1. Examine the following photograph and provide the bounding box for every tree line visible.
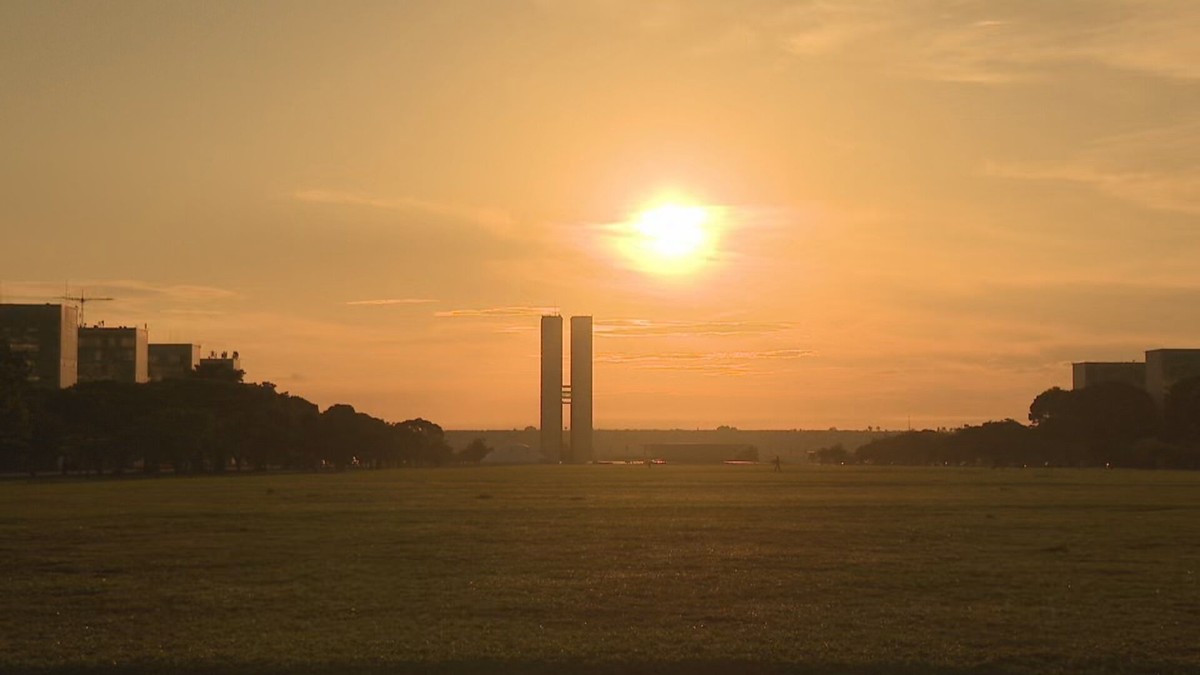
[819,380,1200,469]
[0,341,470,475]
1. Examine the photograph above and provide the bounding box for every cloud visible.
[987,161,1200,215]
[345,298,438,306]
[293,189,515,232]
[597,348,814,375]
[897,278,1200,342]
[0,279,238,303]
[774,0,1200,83]
[532,1,1200,84]
[161,308,227,316]
[106,281,239,302]
[601,348,813,363]
[434,306,560,318]
[780,3,889,58]
[595,319,798,337]
[493,325,537,334]
[985,122,1200,215]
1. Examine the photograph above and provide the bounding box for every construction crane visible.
[59,291,114,327]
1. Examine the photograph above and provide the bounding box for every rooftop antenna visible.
[59,284,114,327]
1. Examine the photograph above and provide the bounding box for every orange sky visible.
[3,1,1199,429]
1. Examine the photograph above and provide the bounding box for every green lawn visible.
[2,465,1199,674]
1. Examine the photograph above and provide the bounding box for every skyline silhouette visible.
[3,2,1199,429]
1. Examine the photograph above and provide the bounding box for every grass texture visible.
[2,465,1199,674]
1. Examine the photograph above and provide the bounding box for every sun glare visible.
[619,201,721,276]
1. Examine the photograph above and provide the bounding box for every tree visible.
[813,443,850,464]
[1028,383,1158,466]
[318,404,365,469]
[395,418,452,466]
[0,340,34,472]
[1074,383,1158,465]
[945,419,1037,466]
[458,438,493,464]
[856,430,946,465]
[1164,376,1200,445]
[1029,387,1073,431]
[192,362,246,383]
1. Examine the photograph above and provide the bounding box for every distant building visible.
[1071,362,1146,391]
[540,316,563,461]
[569,315,593,464]
[199,350,242,376]
[539,314,593,463]
[642,443,758,464]
[480,443,543,465]
[1145,349,1200,408]
[78,326,149,384]
[0,303,79,389]
[148,343,200,381]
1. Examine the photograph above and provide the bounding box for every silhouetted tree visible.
[3,359,445,476]
[1073,383,1158,465]
[318,404,364,469]
[813,443,850,464]
[1029,387,1073,433]
[944,419,1040,466]
[1026,383,1158,466]
[395,418,452,466]
[856,430,946,465]
[0,340,34,472]
[1164,376,1200,444]
[458,438,493,464]
[192,362,246,383]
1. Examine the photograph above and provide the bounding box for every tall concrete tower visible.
[540,315,563,461]
[570,315,593,463]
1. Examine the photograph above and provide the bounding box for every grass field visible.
[2,465,1199,674]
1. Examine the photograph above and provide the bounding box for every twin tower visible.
[540,315,592,463]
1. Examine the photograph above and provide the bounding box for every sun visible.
[619,201,721,276]
[635,204,710,259]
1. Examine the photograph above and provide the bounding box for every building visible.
[0,303,79,389]
[540,315,563,461]
[1071,362,1146,390]
[148,343,200,381]
[78,326,149,384]
[539,314,594,463]
[569,315,593,463]
[642,443,758,464]
[198,351,242,379]
[1145,349,1200,408]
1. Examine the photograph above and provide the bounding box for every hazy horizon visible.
[4,1,1199,429]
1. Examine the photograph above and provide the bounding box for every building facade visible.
[196,351,243,380]
[1145,349,1200,408]
[1071,362,1146,390]
[642,443,758,463]
[569,315,593,463]
[78,326,149,384]
[539,315,564,461]
[539,314,593,463]
[149,343,200,381]
[0,303,79,389]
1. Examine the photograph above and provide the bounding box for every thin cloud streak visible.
[161,308,227,316]
[598,348,814,376]
[294,189,515,231]
[600,349,813,363]
[987,161,1200,215]
[772,0,1200,83]
[985,122,1200,215]
[435,306,561,318]
[596,319,798,337]
[346,298,439,306]
[0,279,238,303]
